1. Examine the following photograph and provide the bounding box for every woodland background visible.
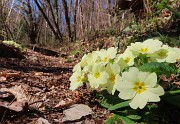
[2,0,179,48]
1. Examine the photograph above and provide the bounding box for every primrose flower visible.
[70,69,85,90]
[101,63,122,95]
[128,39,163,55]
[88,63,109,89]
[116,48,136,67]
[98,47,117,65]
[149,46,180,63]
[116,67,164,109]
[80,52,99,67]
[165,47,180,63]
[73,63,81,72]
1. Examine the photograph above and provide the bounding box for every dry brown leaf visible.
[0,72,22,79]
[0,85,28,112]
[0,76,6,81]
[0,91,15,101]
[0,85,45,113]
[54,99,73,109]
[31,72,44,76]
[27,93,45,110]
[173,82,180,85]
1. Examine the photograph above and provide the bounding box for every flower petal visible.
[116,80,134,92]
[118,89,136,100]
[144,91,160,102]
[122,67,139,82]
[144,72,157,87]
[148,84,165,96]
[138,72,149,82]
[129,93,148,109]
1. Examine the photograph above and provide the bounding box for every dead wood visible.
[0,43,25,59]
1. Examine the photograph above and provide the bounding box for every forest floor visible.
[0,41,180,124]
[0,48,111,124]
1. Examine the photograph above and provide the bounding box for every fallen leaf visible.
[0,72,22,79]
[0,91,15,102]
[0,76,6,81]
[31,72,43,76]
[0,85,28,112]
[54,99,73,109]
[27,94,44,110]
[62,104,93,122]
[0,85,45,114]
[54,100,66,108]
[173,82,180,85]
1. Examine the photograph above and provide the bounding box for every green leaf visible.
[177,68,180,74]
[164,95,180,108]
[105,114,121,124]
[157,0,169,9]
[162,90,180,108]
[119,116,134,124]
[139,62,176,76]
[96,90,124,109]
[108,101,130,111]
[70,50,79,55]
[126,115,141,120]
[165,5,180,17]
[105,114,134,124]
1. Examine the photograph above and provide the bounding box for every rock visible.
[62,104,93,122]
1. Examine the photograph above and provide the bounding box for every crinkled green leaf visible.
[139,62,176,76]
[119,116,134,124]
[105,114,134,124]
[126,114,141,120]
[105,114,121,124]
[96,90,124,109]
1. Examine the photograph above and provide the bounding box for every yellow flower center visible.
[140,48,148,53]
[157,50,167,57]
[76,76,82,82]
[124,57,130,63]
[133,82,146,94]
[94,72,100,79]
[109,73,115,83]
[103,56,109,62]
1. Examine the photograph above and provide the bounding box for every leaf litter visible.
[0,49,110,123]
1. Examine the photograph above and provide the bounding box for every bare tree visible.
[62,0,72,42]
[34,0,63,42]
[19,0,42,44]
[0,0,14,40]
[70,0,78,40]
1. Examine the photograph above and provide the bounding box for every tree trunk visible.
[34,0,63,42]
[72,0,78,40]
[62,0,72,42]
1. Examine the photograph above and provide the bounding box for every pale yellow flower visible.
[115,48,136,68]
[101,63,122,95]
[128,39,163,55]
[149,45,180,63]
[116,67,164,109]
[70,69,84,90]
[98,47,117,65]
[88,63,109,89]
